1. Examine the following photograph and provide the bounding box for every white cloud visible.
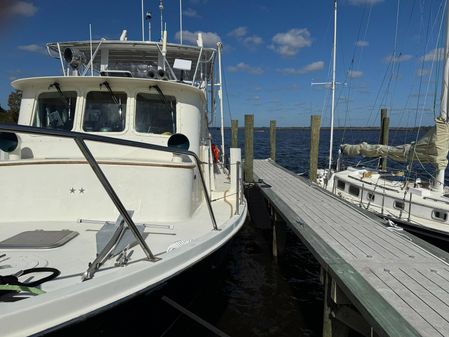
[228,62,264,75]
[270,28,312,57]
[176,31,221,47]
[228,26,263,50]
[384,54,413,63]
[183,8,200,18]
[243,35,263,48]
[18,43,46,54]
[2,1,37,17]
[355,40,369,47]
[348,0,383,6]
[228,26,247,38]
[421,48,444,62]
[348,70,363,78]
[278,61,324,75]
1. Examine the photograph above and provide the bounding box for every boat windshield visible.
[83,91,127,132]
[33,91,77,130]
[135,93,176,135]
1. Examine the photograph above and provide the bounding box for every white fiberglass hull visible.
[322,168,449,238]
[0,203,247,337]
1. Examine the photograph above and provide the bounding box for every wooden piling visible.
[270,120,276,161]
[309,115,321,182]
[244,114,254,183]
[231,120,239,148]
[379,109,389,171]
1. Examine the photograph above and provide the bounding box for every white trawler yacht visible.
[0,16,247,337]
[318,0,449,241]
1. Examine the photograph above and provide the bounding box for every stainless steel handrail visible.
[75,137,159,264]
[0,124,219,261]
[235,161,240,215]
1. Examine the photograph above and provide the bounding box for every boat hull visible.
[1,205,247,337]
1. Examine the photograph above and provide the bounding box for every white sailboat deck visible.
[254,159,449,337]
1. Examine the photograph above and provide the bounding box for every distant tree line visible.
[0,90,22,124]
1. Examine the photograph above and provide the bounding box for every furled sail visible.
[341,117,449,170]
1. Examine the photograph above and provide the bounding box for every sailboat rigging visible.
[318,0,449,240]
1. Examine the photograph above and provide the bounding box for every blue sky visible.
[0,0,447,127]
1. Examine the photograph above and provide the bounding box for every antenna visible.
[89,24,93,76]
[179,0,183,44]
[141,0,145,41]
[146,11,152,41]
[159,0,164,41]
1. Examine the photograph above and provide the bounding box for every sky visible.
[0,0,447,127]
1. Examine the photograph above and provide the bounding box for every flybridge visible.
[46,40,218,87]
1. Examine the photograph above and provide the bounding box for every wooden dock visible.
[253,159,449,337]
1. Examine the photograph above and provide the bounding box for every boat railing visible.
[0,124,219,269]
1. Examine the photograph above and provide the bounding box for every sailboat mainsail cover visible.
[341,117,449,169]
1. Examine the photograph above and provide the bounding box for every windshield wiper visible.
[48,82,72,119]
[100,81,120,106]
[149,85,175,134]
[49,82,64,98]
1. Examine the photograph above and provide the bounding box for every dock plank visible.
[253,159,449,337]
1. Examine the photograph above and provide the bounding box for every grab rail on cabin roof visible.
[0,123,219,266]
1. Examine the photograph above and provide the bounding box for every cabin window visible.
[432,210,448,222]
[393,200,405,210]
[367,193,375,201]
[33,91,77,130]
[135,93,176,135]
[348,185,360,197]
[83,92,127,132]
[336,180,345,190]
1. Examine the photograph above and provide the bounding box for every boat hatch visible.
[0,230,78,249]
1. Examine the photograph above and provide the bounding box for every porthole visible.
[393,200,405,210]
[432,210,448,222]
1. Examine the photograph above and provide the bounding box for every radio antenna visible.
[141,0,145,41]
[159,0,164,41]
[179,0,183,44]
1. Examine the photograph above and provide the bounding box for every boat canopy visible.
[341,117,449,170]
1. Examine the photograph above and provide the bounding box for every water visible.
[223,127,438,180]
[54,127,440,336]
[49,218,323,337]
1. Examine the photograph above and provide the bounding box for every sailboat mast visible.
[435,1,449,192]
[328,0,338,172]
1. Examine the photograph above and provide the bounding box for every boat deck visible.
[0,194,235,293]
[254,159,449,337]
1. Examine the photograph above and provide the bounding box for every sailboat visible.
[0,3,247,336]
[318,1,449,240]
